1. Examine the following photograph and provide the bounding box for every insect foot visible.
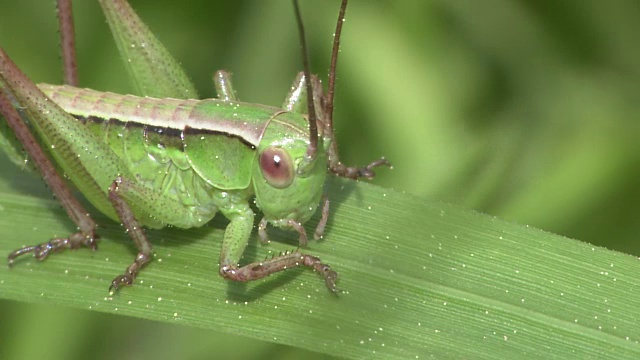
[109,252,152,293]
[8,231,98,266]
[220,251,339,294]
[329,157,392,180]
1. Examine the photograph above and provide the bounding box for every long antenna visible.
[325,0,348,137]
[293,0,319,161]
[323,0,392,179]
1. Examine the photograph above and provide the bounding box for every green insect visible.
[0,0,389,293]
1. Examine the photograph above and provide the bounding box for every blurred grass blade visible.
[0,161,639,359]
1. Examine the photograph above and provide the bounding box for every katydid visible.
[0,0,389,294]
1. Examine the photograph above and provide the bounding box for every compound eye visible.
[259,146,294,189]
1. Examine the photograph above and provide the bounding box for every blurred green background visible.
[1,0,639,359]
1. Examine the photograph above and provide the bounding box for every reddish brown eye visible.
[259,146,294,189]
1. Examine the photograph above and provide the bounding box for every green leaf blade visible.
[1,161,639,359]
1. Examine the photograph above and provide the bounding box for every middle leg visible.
[107,178,152,291]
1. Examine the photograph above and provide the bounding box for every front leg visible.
[258,217,309,246]
[219,205,338,293]
[257,197,329,246]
